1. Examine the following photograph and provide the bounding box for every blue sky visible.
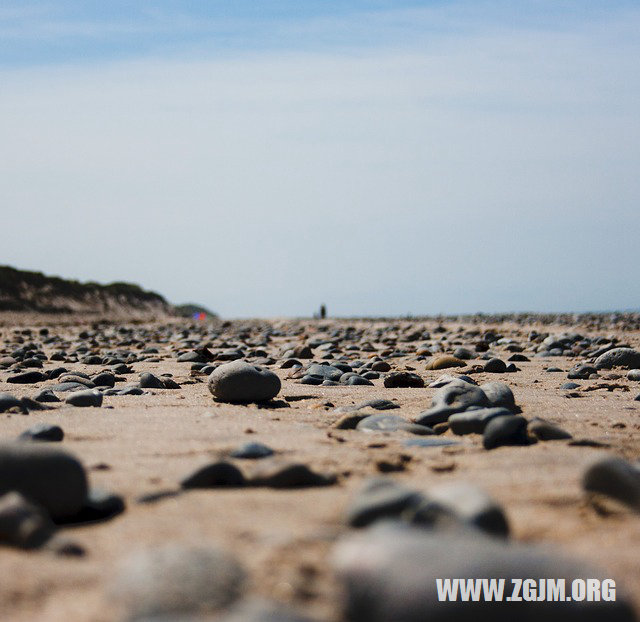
[1,1,639,316]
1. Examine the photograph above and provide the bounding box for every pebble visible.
[7,370,47,384]
[448,407,513,435]
[479,381,517,411]
[181,461,245,489]
[345,478,424,528]
[248,461,336,488]
[68,488,125,523]
[415,381,490,426]
[425,355,466,370]
[0,443,88,520]
[403,437,460,448]
[34,389,61,403]
[109,545,246,619]
[139,372,167,389]
[561,382,580,390]
[208,361,281,403]
[594,347,640,370]
[568,364,597,379]
[65,389,103,407]
[92,372,116,387]
[18,423,64,442]
[627,369,640,381]
[582,457,640,510]
[332,524,635,621]
[230,442,274,459]
[0,491,55,549]
[482,415,530,450]
[483,357,507,373]
[528,418,572,441]
[357,414,433,435]
[305,364,344,381]
[383,371,425,388]
[0,392,27,413]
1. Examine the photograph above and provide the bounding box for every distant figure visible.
[320,304,326,319]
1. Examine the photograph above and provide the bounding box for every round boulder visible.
[208,361,281,403]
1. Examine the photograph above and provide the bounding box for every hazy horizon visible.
[2,1,639,317]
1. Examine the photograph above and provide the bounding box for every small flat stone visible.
[448,407,513,435]
[65,390,103,407]
[403,437,460,448]
[230,442,274,459]
[357,414,433,436]
[33,389,61,403]
[7,371,47,384]
[483,358,507,373]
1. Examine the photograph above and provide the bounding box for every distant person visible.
[320,304,326,319]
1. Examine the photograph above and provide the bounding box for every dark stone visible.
[18,423,64,442]
[479,382,517,412]
[528,418,572,441]
[248,462,336,488]
[345,479,424,528]
[483,415,529,450]
[7,370,47,384]
[0,443,88,520]
[65,389,103,407]
[594,347,640,370]
[34,389,61,403]
[139,372,166,389]
[181,461,245,489]
[448,407,513,435]
[483,358,507,373]
[93,372,116,387]
[415,381,490,427]
[383,372,424,388]
[0,392,27,413]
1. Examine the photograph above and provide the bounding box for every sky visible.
[1,1,639,317]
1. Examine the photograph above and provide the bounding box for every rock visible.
[528,418,572,441]
[181,461,245,489]
[345,479,424,528]
[426,356,466,370]
[18,423,64,442]
[0,491,54,549]
[65,389,103,407]
[332,524,635,622]
[594,347,640,370]
[0,443,88,520]
[428,374,476,388]
[248,461,336,488]
[305,364,343,381]
[109,545,246,619]
[583,457,640,511]
[68,488,125,523]
[230,442,274,459]
[483,358,507,373]
[0,392,27,414]
[139,372,166,389]
[357,414,433,435]
[92,372,116,387]
[335,399,399,414]
[561,382,580,390]
[383,372,424,388]
[448,407,513,435]
[479,382,517,412]
[403,437,460,448]
[420,482,509,537]
[568,364,597,379]
[627,369,640,381]
[52,381,91,392]
[208,361,281,403]
[7,371,47,384]
[333,414,368,429]
[483,415,529,450]
[33,389,61,403]
[414,381,490,427]
[452,347,474,360]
